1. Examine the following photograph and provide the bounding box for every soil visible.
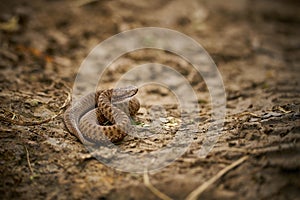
[0,0,299,199]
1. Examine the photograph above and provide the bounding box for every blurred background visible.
[0,0,299,199]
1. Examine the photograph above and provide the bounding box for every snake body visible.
[64,86,140,145]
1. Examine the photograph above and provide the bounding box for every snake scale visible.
[64,86,140,145]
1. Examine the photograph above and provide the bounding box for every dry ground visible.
[0,0,299,199]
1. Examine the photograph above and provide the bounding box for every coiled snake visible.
[64,86,140,145]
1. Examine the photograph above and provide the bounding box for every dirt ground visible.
[0,0,299,199]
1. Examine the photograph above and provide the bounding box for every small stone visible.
[159,117,169,123]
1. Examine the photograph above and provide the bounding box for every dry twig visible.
[144,169,173,200]
[24,146,34,174]
[185,156,248,200]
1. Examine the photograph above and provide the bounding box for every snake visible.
[63,86,140,145]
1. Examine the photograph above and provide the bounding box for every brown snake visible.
[64,86,140,145]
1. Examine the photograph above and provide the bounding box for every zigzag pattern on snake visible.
[63,86,140,145]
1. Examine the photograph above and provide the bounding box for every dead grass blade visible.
[185,156,248,200]
[144,169,173,200]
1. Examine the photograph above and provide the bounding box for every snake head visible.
[111,86,138,103]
